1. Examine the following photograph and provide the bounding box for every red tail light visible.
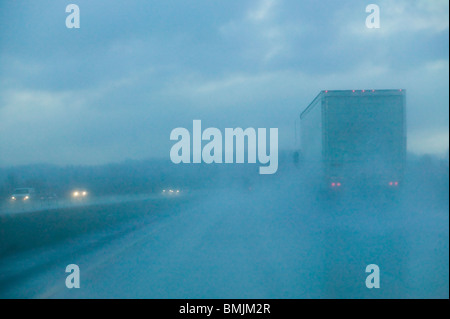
[389,181,399,187]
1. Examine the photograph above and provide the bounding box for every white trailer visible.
[299,89,406,189]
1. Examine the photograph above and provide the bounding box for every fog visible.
[0,0,448,299]
[0,153,447,298]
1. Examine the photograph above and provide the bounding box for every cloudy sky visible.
[0,0,448,166]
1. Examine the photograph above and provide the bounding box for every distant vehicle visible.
[297,89,406,189]
[10,188,36,201]
[71,189,88,199]
[162,189,180,195]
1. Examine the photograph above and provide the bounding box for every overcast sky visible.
[0,0,448,166]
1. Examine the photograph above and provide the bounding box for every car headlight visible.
[11,196,16,200]
[24,196,29,200]
[73,191,79,197]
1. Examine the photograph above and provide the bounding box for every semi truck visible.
[297,89,406,189]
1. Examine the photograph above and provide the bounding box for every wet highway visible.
[0,171,448,299]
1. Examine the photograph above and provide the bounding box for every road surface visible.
[0,171,448,298]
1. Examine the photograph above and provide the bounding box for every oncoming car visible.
[71,189,88,199]
[10,188,35,202]
[162,189,180,195]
